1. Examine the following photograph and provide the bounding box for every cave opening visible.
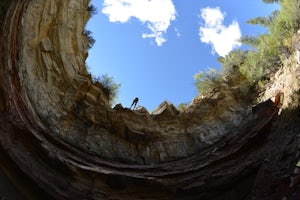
[84,0,218,111]
[84,0,279,112]
[1,0,300,199]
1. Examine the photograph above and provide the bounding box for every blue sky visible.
[86,0,278,111]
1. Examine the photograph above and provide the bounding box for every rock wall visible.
[259,30,300,111]
[0,0,300,199]
[13,0,253,164]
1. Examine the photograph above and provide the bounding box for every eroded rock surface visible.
[0,1,300,199]
[13,0,255,164]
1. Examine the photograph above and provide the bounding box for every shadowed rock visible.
[0,0,300,199]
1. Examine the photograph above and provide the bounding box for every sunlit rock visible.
[0,0,300,199]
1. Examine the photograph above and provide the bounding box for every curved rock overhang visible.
[0,0,300,199]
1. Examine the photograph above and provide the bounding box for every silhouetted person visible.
[130,97,139,110]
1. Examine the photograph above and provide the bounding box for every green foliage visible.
[177,103,189,112]
[262,0,279,3]
[239,0,300,84]
[247,16,270,27]
[193,0,300,96]
[83,29,95,49]
[246,11,279,28]
[239,36,260,48]
[269,0,300,47]
[240,33,281,83]
[257,34,280,62]
[219,50,248,75]
[87,4,97,16]
[194,68,222,95]
[84,5,97,49]
[93,74,120,106]
[194,51,249,95]
[240,51,265,84]
[85,4,119,106]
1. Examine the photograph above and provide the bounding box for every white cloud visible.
[174,27,181,38]
[199,7,241,57]
[102,0,176,46]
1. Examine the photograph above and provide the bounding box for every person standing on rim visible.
[130,97,139,110]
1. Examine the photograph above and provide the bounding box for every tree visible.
[247,16,270,27]
[177,103,189,112]
[194,68,221,95]
[240,36,260,48]
[83,29,95,50]
[87,4,97,16]
[270,0,300,38]
[246,10,279,28]
[93,74,120,106]
[219,50,248,73]
[262,0,279,3]
[237,0,300,85]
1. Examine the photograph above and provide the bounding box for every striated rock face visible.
[0,0,300,199]
[12,0,254,165]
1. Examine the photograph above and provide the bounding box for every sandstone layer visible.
[0,1,300,199]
